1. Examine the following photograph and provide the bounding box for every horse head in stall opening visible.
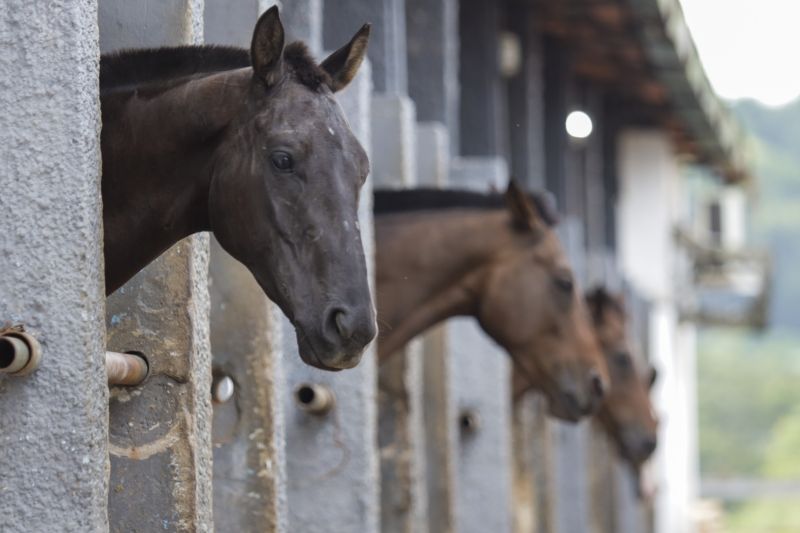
[100,7,376,370]
[375,181,608,422]
[585,287,659,468]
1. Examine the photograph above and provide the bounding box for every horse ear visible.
[585,286,608,325]
[505,179,545,234]
[251,6,285,86]
[647,366,658,389]
[320,23,371,92]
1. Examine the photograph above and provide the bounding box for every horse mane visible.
[100,42,328,92]
[373,188,559,227]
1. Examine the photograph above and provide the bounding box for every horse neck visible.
[375,208,513,359]
[101,68,250,294]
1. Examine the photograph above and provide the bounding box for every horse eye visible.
[271,151,293,172]
[614,351,632,369]
[554,273,574,293]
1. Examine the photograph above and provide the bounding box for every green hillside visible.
[698,97,800,532]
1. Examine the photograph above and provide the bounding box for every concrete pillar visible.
[446,163,514,533]
[208,238,288,533]
[416,123,451,187]
[282,59,380,533]
[406,0,460,152]
[512,395,555,533]
[323,0,407,95]
[371,94,418,188]
[0,2,107,531]
[99,2,213,531]
[379,340,429,533]
[543,36,570,210]
[202,4,288,532]
[450,318,514,533]
[506,9,546,190]
[420,325,461,533]
[458,0,506,158]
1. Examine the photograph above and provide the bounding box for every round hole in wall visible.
[0,338,14,369]
[296,385,316,405]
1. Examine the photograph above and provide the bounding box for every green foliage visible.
[699,97,800,532]
[698,330,800,477]
[727,498,800,533]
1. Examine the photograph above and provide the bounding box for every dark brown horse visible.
[99,8,376,370]
[374,182,607,422]
[585,288,658,468]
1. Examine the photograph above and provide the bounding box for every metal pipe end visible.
[212,374,235,404]
[106,351,149,387]
[294,383,335,415]
[0,331,41,376]
[459,409,481,434]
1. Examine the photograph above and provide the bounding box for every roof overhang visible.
[531,0,751,183]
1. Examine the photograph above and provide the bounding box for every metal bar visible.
[105,351,148,386]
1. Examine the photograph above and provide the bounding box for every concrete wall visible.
[618,131,698,533]
[202,3,288,531]
[99,1,214,531]
[0,2,108,531]
[281,59,380,533]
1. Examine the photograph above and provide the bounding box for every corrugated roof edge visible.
[627,0,753,183]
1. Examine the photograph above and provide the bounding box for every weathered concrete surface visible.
[371,94,417,188]
[379,339,428,533]
[446,159,513,533]
[202,4,288,532]
[416,122,450,187]
[420,326,460,533]
[282,59,380,533]
[105,237,213,532]
[100,1,212,531]
[208,237,287,533]
[371,72,428,533]
[406,0,460,153]
[588,427,617,533]
[450,317,513,533]
[99,0,203,50]
[512,394,554,533]
[0,1,107,531]
[449,157,508,191]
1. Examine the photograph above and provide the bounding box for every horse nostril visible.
[590,372,606,399]
[334,310,352,340]
[642,437,657,457]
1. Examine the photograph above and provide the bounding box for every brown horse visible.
[585,287,658,468]
[374,182,607,422]
[99,8,376,370]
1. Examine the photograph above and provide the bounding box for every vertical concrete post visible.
[0,2,107,531]
[282,60,380,533]
[512,394,555,533]
[450,318,513,533]
[458,0,506,158]
[202,3,288,532]
[447,162,514,533]
[99,2,213,531]
[208,238,288,533]
[406,0,460,153]
[420,324,461,533]
[506,9,546,189]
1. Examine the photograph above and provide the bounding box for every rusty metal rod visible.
[106,351,148,386]
[0,330,41,376]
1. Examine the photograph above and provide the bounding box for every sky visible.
[679,0,800,107]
